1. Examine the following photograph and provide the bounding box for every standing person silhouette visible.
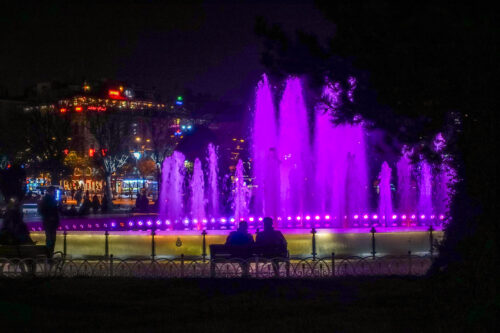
[38,186,60,255]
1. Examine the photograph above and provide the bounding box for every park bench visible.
[0,244,63,277]
[209,244,289,277]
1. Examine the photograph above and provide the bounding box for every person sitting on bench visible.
[224,221,253,277]
[255,217,287,254]
[256,217,287,276]
[225,221,254,246]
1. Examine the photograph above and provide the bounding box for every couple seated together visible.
[225,217,287,257]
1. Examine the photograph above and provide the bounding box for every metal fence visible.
[0,253,433,278]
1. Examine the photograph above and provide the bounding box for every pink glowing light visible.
[287,216,292,221]
[354,215,359,219]
[411,214,416,219]
[420,214,426,219]
[402,215,407,219]
[363,214,369,219]
[202,219,208,224]
[258,217,263,221]
[392,215,397,220]
[439,214,445,220]
[147,221,152,226]
[296,216,301,221]
[314,215,320,220]
[138,221,143,226]
[372,215,378,219]
[230,218,235,222]
[220,218,227,223]
[249,217,255,222]
[305,215,311,220]
[430,215,435,219]
[325,215,330,220]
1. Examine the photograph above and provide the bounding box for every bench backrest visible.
[0,245,49,258]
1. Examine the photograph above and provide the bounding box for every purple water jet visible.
[314,82,369,227]
[252,74,279,217]
[278,77,311,217]
[190,158,206,221]
[206,143,219,218]
[418,158,433,216]
[159,151,185,221]
[378,161,393,226]
[232,159,250,220]
[396,147,416,212]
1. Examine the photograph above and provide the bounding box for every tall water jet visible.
[159,151,185,220]
[396,147,416,212]
[232,159,250,220]
[206,143,219,217]
[278,77,310,217]
[378,161,393,226]
[418,158,433,216]
[252,74,279,217]
[314,82,369,227]
[190,158,206,221]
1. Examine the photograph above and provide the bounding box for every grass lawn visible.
[0,276,490,332]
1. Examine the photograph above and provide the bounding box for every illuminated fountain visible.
[24,75,456,258]
[151,75,454,230]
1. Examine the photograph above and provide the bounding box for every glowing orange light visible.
[89,148,95,157]
[60,108,67,113]
[75,106,83,112]
[63,149,69,155]
[109,90,119,96]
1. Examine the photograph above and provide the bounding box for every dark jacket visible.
[38,194,60,229]
[225,230,254,246]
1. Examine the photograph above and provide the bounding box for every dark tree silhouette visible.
[86,110,132,208]
[26,109,73,185]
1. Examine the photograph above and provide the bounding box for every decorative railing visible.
[0,253,433,278]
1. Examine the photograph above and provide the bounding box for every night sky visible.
[0,1,333,103]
